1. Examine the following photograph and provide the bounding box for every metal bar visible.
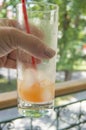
[30,118,33,130]
[54,98,86,109]
[0,124,2,130]
[58,120,86,130]
[54,99,86,130]
[0,116,24,124]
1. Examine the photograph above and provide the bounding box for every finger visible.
[3,54,40,69]
[0,18,44,40]
[6,49,41,64]
[0,54,16,68]
[12,28,56,59]
[18,50,41,64]
[4,50,41,69]
[30,24,45,40]
[7,49,17,60]
[0,27,55,59]
[0,56,7,67]
[4,58,16,69]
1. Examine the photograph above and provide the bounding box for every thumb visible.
[0,27,55,59]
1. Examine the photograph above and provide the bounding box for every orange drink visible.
[18,79,55,103]
[17,68,56,117]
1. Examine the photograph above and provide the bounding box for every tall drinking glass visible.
[17,2,58,118]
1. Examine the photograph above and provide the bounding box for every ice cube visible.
[42,89,52,101]
[40,79,51,88]
[23,68,37,88]
[37,71,49,82]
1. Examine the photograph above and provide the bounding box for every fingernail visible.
[44,47,56,58]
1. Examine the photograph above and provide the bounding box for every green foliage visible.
[0,0,86,70]
[47,0,86,70]
[0,78,16,93]
[32,0,86,70]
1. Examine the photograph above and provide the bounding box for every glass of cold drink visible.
[17,2,58,117]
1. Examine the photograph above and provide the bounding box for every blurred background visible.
[0,0,86,93]
[0,1,86,130]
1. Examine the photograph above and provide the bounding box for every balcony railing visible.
[0,79,86,130]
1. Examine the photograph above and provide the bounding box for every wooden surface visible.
[0,91,17,109]
[55,78,86,97]
[0,79,86,109]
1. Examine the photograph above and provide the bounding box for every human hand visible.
[0,19,55,68]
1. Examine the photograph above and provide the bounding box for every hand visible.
[0,18,55,68]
